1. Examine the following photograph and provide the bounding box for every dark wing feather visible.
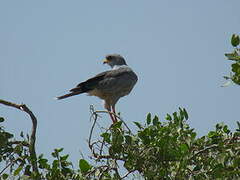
[56,71,111,100]
[56,91,82,100]
[56,67,138,100]
[70,71,110,93]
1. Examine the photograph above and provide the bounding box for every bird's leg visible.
[104,102,116,123]
[112,105,118,123]
[106,107,116,123]
[108,110,115,123]
[109,111,116,123]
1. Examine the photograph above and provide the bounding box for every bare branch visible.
[95,110,121,120]
[121,170,136,179]
[94,109,132,134]
[0,158,18,175]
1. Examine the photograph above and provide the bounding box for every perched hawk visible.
[56,54,138,123]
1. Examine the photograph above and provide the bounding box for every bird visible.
[56,54,138,123]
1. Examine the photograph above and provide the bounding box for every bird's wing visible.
[97,66,138,94]
[69,70,111,93]
[56,71,110,100]
[56,67,138,100]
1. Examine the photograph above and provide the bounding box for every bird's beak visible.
[103,59,109,64]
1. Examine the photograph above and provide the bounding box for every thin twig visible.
[191,144,218,159]
[0,99,39,174]
[95,110,132,134]
[121,120,132,135]
[95,110,122,120]
[99,166,110,180]
[88,110,98,149]
[0,158,18,175]
[112,167,121,179]
[121,169,136,179]
[88,105,101,159]
[86,165,108,178]
[8,141,29,147]
[88,105,136,179]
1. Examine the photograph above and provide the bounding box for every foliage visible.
[0,117,31,179]
[0,116,85,179]
[224,34,240,85]
[86,108,240,179]
[1,107,240,179]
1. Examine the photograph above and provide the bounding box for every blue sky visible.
[1,0,240,167]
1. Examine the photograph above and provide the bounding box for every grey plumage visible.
[56,54,138,123]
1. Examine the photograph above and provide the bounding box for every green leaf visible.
[51,152,57,158]
[193,165,201,171]
[0,117,4,122]
[52,160,59,169]
[112,121,122,129]
[180,144,189,153]
[236,121,240,132]
[225,51,240,61]
[232,63,240,73]
[2,174,9,179]
[24,165,31,176]
[38,158,49,169]
[223,125,230,134]
[134,121,143,129]
[152,116,159,126]
[14,144,23,155]
[60,154,69,161]
[125,135,132,145]
[20,131,24,138]
[191,132,197,140]
[231,34,240,47]
[146,113,151,125]
[138,129,150,145]
[4,132,14,139]
[14,165,23,176]
[183,108,188,120]
[79,159,91,173]
[101,132,111,143]
[56,148,64,153]
[165,114,172,121]
[208,131,217,138]
[173,112,178,121]
[113,132,124,145]
[52,148,63,157]
[216,123,223,130]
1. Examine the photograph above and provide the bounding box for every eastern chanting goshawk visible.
[56,54,138,123]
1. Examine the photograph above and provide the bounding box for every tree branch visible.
[94,109,132,134]
[8,140,29,147]
[121,169,136,179]
[0,157,18,175]
[191,144,218,159]
[0,99,39,174]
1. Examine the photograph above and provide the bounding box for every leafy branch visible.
[82,107,240,179]
[224,34,240,86]
[0,99,38,175]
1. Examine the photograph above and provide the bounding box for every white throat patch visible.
[113,65,128,70]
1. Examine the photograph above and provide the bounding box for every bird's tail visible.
[56,91,82,100]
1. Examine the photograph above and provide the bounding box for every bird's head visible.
[103,54,127,68]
